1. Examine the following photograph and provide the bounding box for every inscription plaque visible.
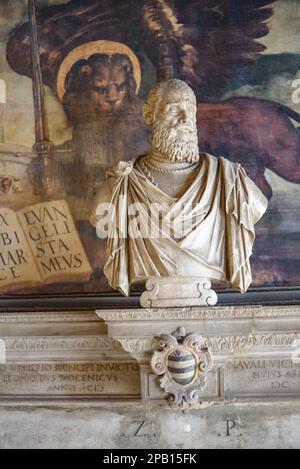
[0,361,140,398]
[225,359,300,398]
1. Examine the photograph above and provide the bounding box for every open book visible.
[0,200,92,293]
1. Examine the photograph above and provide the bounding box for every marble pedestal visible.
[140,277,218,308]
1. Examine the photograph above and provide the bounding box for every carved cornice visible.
[0,312,100,323]
[97,305,300,322]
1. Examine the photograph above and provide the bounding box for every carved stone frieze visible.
[205,333,300,352]
[2,336,122,352]
[112,333,300,355]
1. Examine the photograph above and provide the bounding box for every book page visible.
[0,208,41,292]
[17,200,92,285]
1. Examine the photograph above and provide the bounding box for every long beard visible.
[152,122,200,163]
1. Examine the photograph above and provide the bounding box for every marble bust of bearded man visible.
[90,79,268,297]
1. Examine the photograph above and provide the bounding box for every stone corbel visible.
[97,305,300,409]
[96,308,216,409]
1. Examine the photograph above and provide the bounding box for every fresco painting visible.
[0,0,300,296]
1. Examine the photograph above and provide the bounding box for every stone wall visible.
[0,401,300,449]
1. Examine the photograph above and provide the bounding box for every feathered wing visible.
[7,0,275,99]
[6,0,135,92]
[141,0,276,99]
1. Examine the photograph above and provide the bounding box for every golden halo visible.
[56,40,142,101]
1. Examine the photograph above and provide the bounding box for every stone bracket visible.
[140,277,218,308]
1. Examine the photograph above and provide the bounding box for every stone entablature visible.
[0,305,299,408]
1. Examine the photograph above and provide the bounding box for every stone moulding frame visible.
[0,286,300,312]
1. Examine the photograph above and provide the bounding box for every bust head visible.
[143,79,199,163]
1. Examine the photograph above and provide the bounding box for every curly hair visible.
[143,79,196,126]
